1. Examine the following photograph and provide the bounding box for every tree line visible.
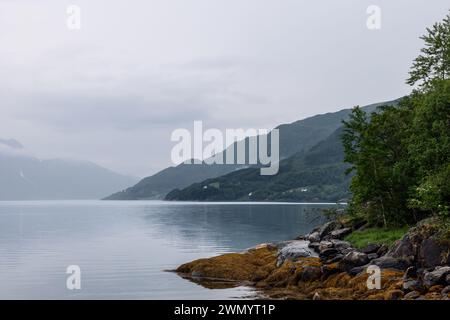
[342,12,450,227]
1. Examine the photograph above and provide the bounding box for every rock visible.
[318,241,333,252]
[403,266,417,280]
[428,285,444,293]
[319,248,339,261]
[329,228,352,239]
[308,242,320,252]
[418,239,450,268]
[317,240,352,262]
[371,256,411,270]
[446,274,450,285]
[306,231,320,243]
[191,270,203,278]
[404,291,420,300]
[423,266,450,287]
[276,241,316,267]
[402,279,422,292]
[323,254,344,264]
[330,240,352,251]
[176,246,278,282]
[377,245,389,257]
[348,266,366,276]
[442,286,450,295]
[317,221,342,240]
[339,251,369,269]
[367,253,378,260]
[299,266,322,282]
[388,234,415,260]
[384,289,404,300]
[361,243,381,255]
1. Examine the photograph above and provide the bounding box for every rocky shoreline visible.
[175,217,450,300]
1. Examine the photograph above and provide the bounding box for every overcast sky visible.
[0,0,448,177]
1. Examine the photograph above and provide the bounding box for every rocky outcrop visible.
[175,217,450,300]
[423,266,450,287]
[388,217,450,269]
[276,241,317,267]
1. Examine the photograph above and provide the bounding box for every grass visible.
[344,226,409,249]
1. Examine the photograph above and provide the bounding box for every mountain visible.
[0,139,137,200]
[165,127,350,202]
[106,100,397,200]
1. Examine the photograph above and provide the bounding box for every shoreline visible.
[174,217,450,300]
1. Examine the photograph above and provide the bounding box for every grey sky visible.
[0,0,448,177]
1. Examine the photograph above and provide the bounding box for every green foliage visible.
[342,103,414,226]
[343,12,450,227]
[407,12,450,88]
[344,227,409,249]
[408,164,450,219]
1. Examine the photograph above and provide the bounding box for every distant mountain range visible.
[0,139,137,200]
[106,99,398,201]
[165,127,350,202]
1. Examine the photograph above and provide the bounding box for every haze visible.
[0,0,448,177]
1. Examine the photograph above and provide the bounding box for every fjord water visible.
[0,201,335,299]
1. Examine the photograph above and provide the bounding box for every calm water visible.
[0,201,336,299]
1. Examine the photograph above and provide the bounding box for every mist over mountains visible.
[107,99,398,201]
[0,139,137,200]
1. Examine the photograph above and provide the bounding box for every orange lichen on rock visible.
[176,245,277,282]
[175,232,449,300]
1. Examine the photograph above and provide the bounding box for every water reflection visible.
[0,201,339,299]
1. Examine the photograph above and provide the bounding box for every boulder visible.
[321,263,343,277]
[318,241,333,252]
[388,234,415,260]
[323,254,344,264]
[367,253,378,261]
[371,256,411,270]
[404,291,420,300]
[403,266,417,280]
[330,240,352,251]
[384,290,404,300]
[329,228,352,239]
[361,243,381,255]
[308,242,320,252]
[423,266,450,287]
[306,231,320,243]
[299,266,322,282]
[319,248,339,261]
[317,221,342,240]
[276,241,316,267]
[339,251,369,270]
[348,266,366,276]
[402,279,422,292]
[442,286,450,296]
[377,245,389,257]
[418,239,450,268]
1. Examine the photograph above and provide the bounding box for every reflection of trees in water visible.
[137,204,335,252]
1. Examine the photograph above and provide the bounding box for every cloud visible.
[1,0,449,176]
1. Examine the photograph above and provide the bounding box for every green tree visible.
[407,79,450,218]
[342,104,414,227]
[407,12,450,88]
